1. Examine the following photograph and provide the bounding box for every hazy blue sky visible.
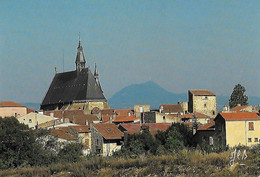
[1,0,260,103]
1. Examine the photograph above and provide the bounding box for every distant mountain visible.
[21,103,40,111]
[108,81,187,109]
[108,81,260,110]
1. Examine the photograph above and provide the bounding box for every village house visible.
[143,111,181,124]
[188,90,217,118]
[0,101,34,118]
[215,112,260,147]
[194,112,260,148]
[90,123,124,156]
[17,112,61,129]
[159,104,185,115]
[134,105,150,117]
[179,112,211,125]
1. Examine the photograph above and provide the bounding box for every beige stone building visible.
[134,105,150,117]
[0,101,34,118]
[188,90,217,118]
[143,111,181,124]
[17,112,61,129]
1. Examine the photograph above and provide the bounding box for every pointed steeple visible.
[94,63,100,86]
[75,37,86,71]
[94,63,98,76]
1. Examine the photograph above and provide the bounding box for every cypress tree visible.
[229,84,248,108]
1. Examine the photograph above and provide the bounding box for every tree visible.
[229,84,248,108]
[58,143,83,163]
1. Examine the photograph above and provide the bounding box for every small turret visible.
[75,40,86,71]
[94,63,100,86]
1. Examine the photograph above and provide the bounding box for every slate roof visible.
[217,112,260,121]
[189,90,216,96]
[41,68,106,107]
[92,123,124,140]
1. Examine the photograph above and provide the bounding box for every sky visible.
[1,0,260,103]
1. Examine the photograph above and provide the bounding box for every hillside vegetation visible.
[0,149,259,177]
[1,117,259,176]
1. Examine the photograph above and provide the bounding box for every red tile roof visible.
[44,110,63,118]
[179,112,209,119]
[160,104,183,113]
[0,101,26,107]
[27,108,35,114]
[113,115,139,123]
[72,114,99,125]
[218,112,260,121]
[50,129,77,140]
[92,123,124,140]
[101,115,113,123]
[198,121,215,131]
[189,90,216,96]
[119,123,172,135]
[100,109,116,115]
[230,105,250,112]
[115,109,133,116]
[69,125,90,133]
[45,110,99,125]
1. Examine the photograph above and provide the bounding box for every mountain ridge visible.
[108,81,260,110]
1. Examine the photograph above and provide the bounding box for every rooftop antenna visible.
[79,32,81,42]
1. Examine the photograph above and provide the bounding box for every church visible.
[40,40,109,113]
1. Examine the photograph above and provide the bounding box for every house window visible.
[163,116,166,120]
[203,96,208,100]
[254,138,258,142]
[249,122,254,131]
[204,104,207,108]
[248,138,252,142]
[212,111,215,115]
[29,119,32,123]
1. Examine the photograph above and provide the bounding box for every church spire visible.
[94,63,100,86]
[75,37,86,71]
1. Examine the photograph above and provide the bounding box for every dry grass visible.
[0,150,259,177]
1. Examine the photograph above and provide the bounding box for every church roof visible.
[41,67,106,106]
